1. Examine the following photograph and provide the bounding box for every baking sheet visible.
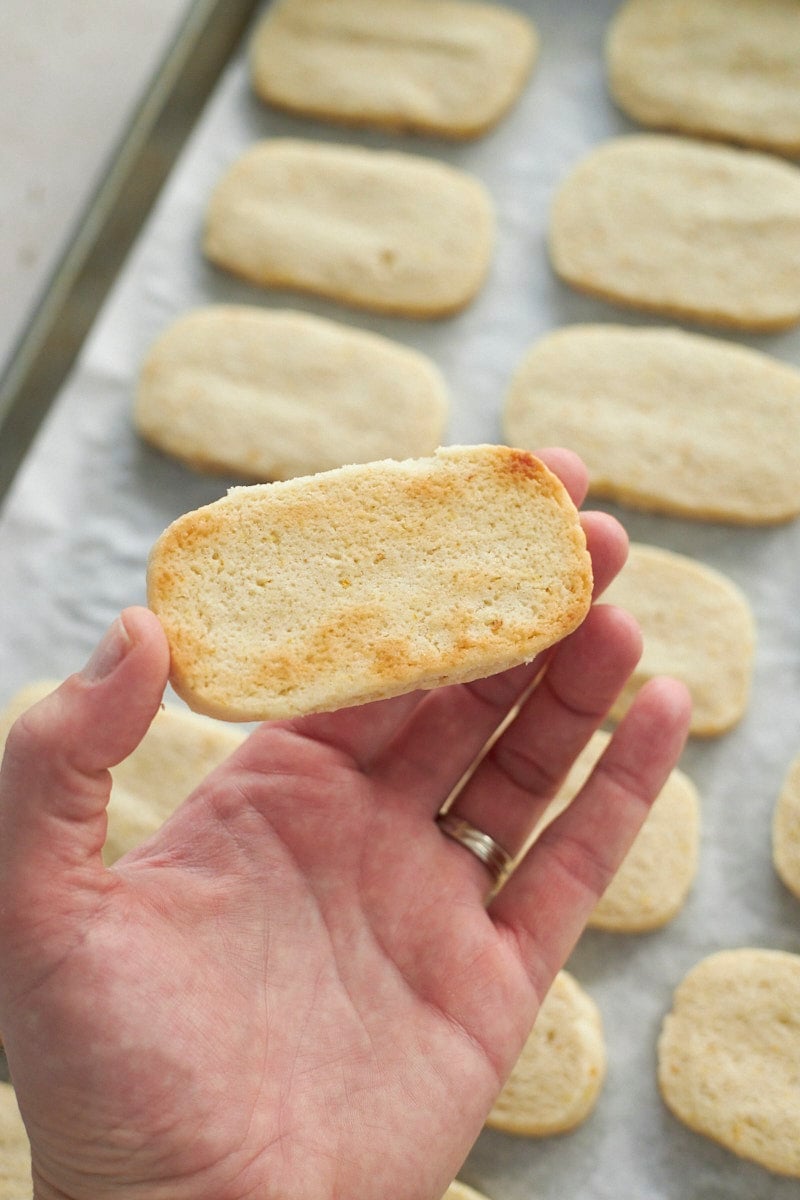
[2,1,800,1196]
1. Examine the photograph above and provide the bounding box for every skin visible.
[0,451,691,1200]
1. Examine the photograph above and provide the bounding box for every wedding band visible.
[436,813,513,886]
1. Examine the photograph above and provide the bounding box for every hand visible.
[0,450,690,1200]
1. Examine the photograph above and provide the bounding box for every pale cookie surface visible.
[204,139,494,317]
[147,445,592,722]
[442,1184,492,1200]
[250,0,538,139]
[658,948,800,1176]
[549,135,800,330]
[486,970,606,1136]
[531,731,699,932]
[606,0,800,156]
[135,306,449,481]
[0,682,246,865]
[0,1082,31,1198]
[503,324,800,524]
[773,752,800,902]
[602,544,754,737]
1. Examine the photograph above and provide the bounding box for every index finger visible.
[534,447,589,508]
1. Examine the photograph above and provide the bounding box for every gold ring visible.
[436,813,512,887]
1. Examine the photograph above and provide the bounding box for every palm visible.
[19,726,531,1200]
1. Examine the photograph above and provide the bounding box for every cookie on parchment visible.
[135,306,449,481]
[549,135,800,331]
[658,948,800,1177]
[0,1082,31,1198]
[486,970,605,1136]
[0,681,246,865]
[602,544,754,738]
[204,139,494,318]
[503,324,800,525]
[773,752,800,902]
[443,1184,492,1200]
[606,0,800,156]
[533,730,699,933]
[250,0,538,140]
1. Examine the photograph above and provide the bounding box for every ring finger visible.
[435,603,643,894]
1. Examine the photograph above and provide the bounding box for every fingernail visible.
[81,617,132,683]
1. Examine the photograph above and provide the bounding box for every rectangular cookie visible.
[146,446,592,721]
[203,139,494,317]
[135,306,449,481]
[249,0,538,140]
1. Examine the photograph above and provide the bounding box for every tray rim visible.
[0,0,263,507]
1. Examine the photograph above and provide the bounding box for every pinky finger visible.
[489,676,692,1001]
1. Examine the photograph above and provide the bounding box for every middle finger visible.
[438,603,643,870]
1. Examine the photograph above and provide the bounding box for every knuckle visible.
[491,740,562,799]
[2,682,70,764]
[539,825,617,905]
[3,703,50,767]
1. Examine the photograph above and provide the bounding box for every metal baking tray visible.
[0,0,261,505]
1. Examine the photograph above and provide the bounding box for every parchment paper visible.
[2,2,799,1196]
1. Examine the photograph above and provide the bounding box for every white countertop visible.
[0,0,196,379]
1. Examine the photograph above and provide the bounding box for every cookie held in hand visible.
[146,446,593,722]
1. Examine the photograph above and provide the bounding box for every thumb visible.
[0,606,170,884]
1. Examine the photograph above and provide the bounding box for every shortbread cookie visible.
[658,948,800,1176]
[486,971,605,1136]
[773,752,800,901]
[443,1184,492,1200]
[135,307,449,481]
[0,1082,31,1197]
[250,0,538,140]
[606,0,800,156]
[532,731,699,932]
[204,139,494,318]
[0,682,246,865]
[147,445,593,722]
[503,324,800,525]
[549,135,800,330]
[602,544,754,737]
